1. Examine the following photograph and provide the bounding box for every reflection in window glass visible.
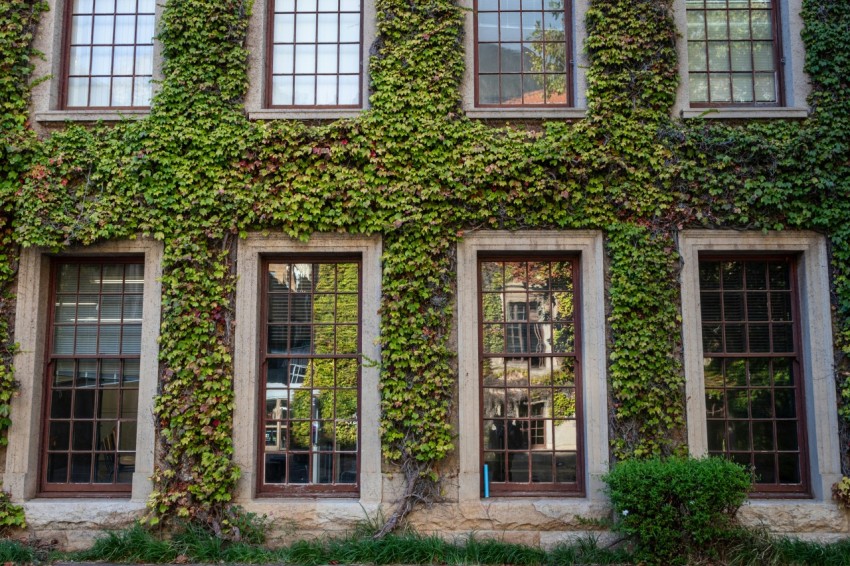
[479,257,581,494]
[475,0,570,106]
[261,258,361,493]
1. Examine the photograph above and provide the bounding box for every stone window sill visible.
[35,110,149,123]
[465,108,586,120]
[248,109,364,121]
[680,107,809,119]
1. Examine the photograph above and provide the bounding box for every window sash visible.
[258,256,362,496]
[40,258,144,495]
[698,255,810,495]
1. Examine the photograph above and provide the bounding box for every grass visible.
[61,522,630,565]
[0,522,839,565]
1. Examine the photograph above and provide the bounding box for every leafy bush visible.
[0,490,25,534]
[603,456,752,565]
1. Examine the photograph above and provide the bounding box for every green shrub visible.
[603,456,752,565]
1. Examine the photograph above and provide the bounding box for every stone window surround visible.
[30,0,166,125]
[232,233,382,514]
[461,0,589,120]
[456,231,609,516]
[679,230,842,505]
[244,0,378,120]
[3,239,162,512]
[672,0,810,119]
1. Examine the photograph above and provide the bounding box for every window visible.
[62,0,156,109]
[41,259,144,494]
[474,0,572,107]
[259,257,361,495]
[698,256,808,494]
[267,0,363,107]
[686,0,783,106]
[478,256,582,495]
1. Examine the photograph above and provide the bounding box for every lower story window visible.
[478,255,582,495]
[41,258,143,494]
[260,257,360,495]
[698,256,809,495]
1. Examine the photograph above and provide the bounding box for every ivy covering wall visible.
[0,0,848,536]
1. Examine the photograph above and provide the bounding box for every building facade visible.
[1,0,848,550]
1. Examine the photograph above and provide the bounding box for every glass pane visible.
[47,454,69,483]
[336,294,358,322]
[754,73,776,102]
[479,74,499,104]
[115,15,135,44]
[123,295,143,322]
[274,14,295,43]
[121,389,139,418]
[73,421,94,450]
[295,13,317,43]
[135,45,153,75]
[773,389,796,418]
[750,388,772,418]
[95,0,115,13]
[268,326,289,353]
[689,74,708,102]
[116,0,135,12]
[687,10,705,40]
[294,75,316,105]
[121,324,141,354]
[272,75,294,105]
[501,75,521,104]
[76,0,95,12]
[99,389,120,419]
[752,41,774,71]
[726,358,746,385]
[478,13,499,42]
[750,9,772,39]
[777,454,800,483]
[54,360,76,387]
[749,324,770,352]
[123,359,140,386]
[336,325,357,353]
[72,15,94,44]
[501,43,521,73]
[70,46,92,75]
[133,77,152,105]
[706,10,728,40]
[136,14,154,43]
[101,359,120,386]
[339,43,359,73]
[531,453,553,482]
[753,453,776,483]
[337,453,357,482]
[688,42,707,71]
[90,76,111,106]
[727,389,748,419]
[274,44,295,74]
[51,390,73,418]
[316,44,337,73]
[728,9,749,39]
[118,421,137,450]
[317,13,338,42]
[776,421,798,450]
[752,421,773,450]
[500,12,521,42]
[770,293,792,320]
[772,324,793,352]
[555,452,576,482]
[725,324,745,352]
[730,420,750,450]
[768,263,789,289]
[265,453,287,483]
[708,43,730,71]
[49,422,71,450]
[71,454,93,482]
[709,73,731,102]
[76,326,98,354]
[339,13,359,41]
[338,75,358,104]
[747,292,768,321]
[289,453,309,483]
[111,76,132,105]
[92,15,115,44]
[706,420,725,450]
[729,41,751,71]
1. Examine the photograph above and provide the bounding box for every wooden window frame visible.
[477,253,584,496]
[697,253,810,497]
[39,256,144,496]
[265,0,364,109]
[686,0,785,108]
[473,0,574,108]
[257,254,362,497]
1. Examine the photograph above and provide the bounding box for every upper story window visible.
[260,257,361,495]
[42,259,144,494]
[62,0,156,109]
[686,0,782,106]
[474,0,572,107]
[698,256,809,495]
[267,0,363,107]
[479,256,582,495]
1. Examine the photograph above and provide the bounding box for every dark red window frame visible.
[265,0,364,108]
[59,0,156,110]
[39,257,144,496]
[698,254,810,497]
[477,253,584,497]
[473,0,573,108]
[258,255,362,497]
[686,0,785,108]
